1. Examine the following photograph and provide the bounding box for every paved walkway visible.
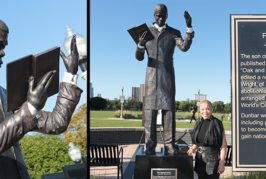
[90,143,247,179]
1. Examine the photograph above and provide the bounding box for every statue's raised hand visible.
[184,11,192,28]
[60,34,79,75]
[138,31,147,46]
[27,71,56,111]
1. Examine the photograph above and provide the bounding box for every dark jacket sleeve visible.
[135,45,145,61]
[33,82,83,134]
[0,82,82,156]
[175,31,194,52]
[0,101,38,156]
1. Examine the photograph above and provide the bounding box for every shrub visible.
[185,112,189,118]
[20,134,82,179]
[195,113,201,119]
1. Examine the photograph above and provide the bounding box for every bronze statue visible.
[0,19,82,178]
[135,4,194,155]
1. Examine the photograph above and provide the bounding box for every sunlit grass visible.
[90,119,231,131]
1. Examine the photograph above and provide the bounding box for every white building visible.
[193,94,207,102]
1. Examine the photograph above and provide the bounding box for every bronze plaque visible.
[151,168,177,179]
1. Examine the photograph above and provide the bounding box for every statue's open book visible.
[128,23,154,44]
[6,46,60,112]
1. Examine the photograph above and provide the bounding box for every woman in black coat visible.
[187,100,227,179]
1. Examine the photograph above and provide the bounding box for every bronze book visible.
[128,23,154,44]
[6,46,60,112]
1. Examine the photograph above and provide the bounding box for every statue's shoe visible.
[164,145,179,155]
[145,147,155,155]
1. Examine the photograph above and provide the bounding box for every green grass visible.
[223,172,266,179]
[90,110,232,131]
[90,110,118,119]
[90,119,231,131]
[90,110,231,120]
[90,119,144,127]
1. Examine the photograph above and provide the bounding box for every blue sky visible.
[91,0,266,105]
[0,1,87,113]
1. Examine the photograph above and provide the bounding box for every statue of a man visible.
[0,19,82,178]
[135,4,194,155]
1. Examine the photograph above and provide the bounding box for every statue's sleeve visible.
[0,101,40,156]
[175,31,194,52]
[33,82,83,134]
[135,45,145,61]
[0,82,82,155]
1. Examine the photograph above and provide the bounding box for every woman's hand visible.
[217,160,225,174]
[187,148,196,156]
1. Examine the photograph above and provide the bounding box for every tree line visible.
[90,97,231,113]
[90,97,143,110]
[176,100,231,113]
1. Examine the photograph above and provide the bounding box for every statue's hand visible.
[184,11,192,28]
[138,31,147,46]
[27,71,56,111]
[60,34,79,75]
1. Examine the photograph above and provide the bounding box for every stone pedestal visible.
[134,147,193,179]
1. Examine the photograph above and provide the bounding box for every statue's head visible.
[154,4,168,27]
[0,19,8,68]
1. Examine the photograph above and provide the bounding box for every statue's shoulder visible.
[166,25,181,35]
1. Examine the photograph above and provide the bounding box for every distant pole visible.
[120,86,124,118]
[197,89,200,119]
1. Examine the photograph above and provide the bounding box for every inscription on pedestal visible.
[151,168,177,179]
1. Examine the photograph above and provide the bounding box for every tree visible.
[90,97,107,110]
[212,101,224,112]
[63,104,87,153]
[124,99,135,110]
[190,100,198,111]
[179,101,190,111]
[224,103,231,113]
[133,101,143,110]
[107,102,113,109]
[21,134,76,179]
[115,102,121,109]
[138,101,143,110]
[175,101,180,110]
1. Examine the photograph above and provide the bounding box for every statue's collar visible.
[152,23,167,32]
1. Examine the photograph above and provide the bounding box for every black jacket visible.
[191,115,224,147]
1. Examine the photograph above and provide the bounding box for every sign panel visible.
[151,168,177,179]
[231,15,266,171]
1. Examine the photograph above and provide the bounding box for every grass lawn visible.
[90,110,231,120]
[90,110,232,131]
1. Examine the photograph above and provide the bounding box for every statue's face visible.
[154,11,167,27]
[0,30,8,68]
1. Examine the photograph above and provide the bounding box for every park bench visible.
[175,115,183,120]
[90,144,123,179]
[224,145,232,166]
